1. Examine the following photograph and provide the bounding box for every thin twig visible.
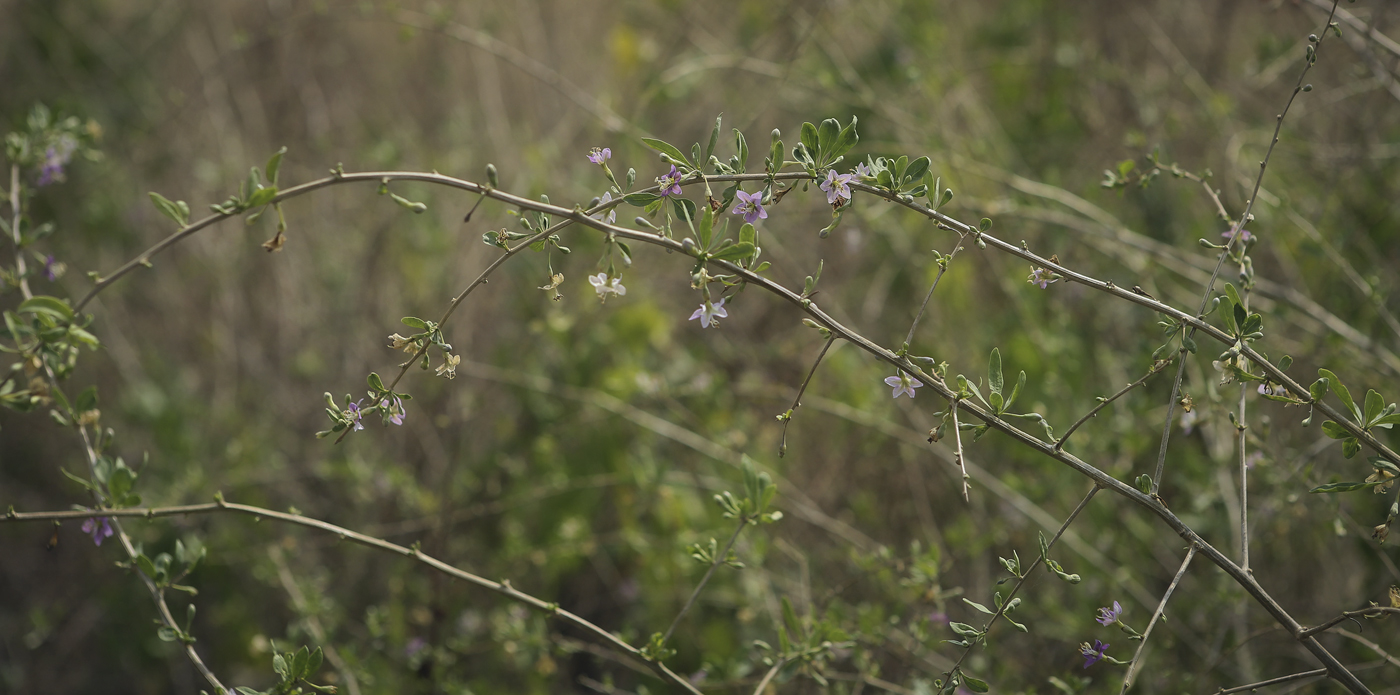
[949,397,970,501]
[662,518,748,644]
[1056,357,1175,451]
[750,659,786,695]
[1335,630,1400,668]
[1216,668,1328,694]
[780,334,838,456]
[1301,607,1400,639]
[944,485,1101,679]
[2,498,703,695]
[1151,0,1344,494]
[8,164,31,299]
[1119,543,1198,693]
[902,234,967,349]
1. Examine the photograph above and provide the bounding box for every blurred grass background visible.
[2,0,1400,693]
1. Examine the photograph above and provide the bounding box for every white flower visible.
[689,297,728,328]
[436,353,460,379]
[884,371,923,399]
[592,191,617,225]
[588,273,626,301]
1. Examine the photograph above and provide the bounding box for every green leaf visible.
[799,122,819,159]
[739,222,756,247]
[1365,389,1384,425]
[672,197,698,224]
[135,553,159,579]
[709,242,755,262]
[978,218,992,233]
[60,467,96,492]
[733,128,749,171]
[830,116,859,160]
[904,156,930,184]
[75,385,98,413]
[1005,371,1026,411]
[17,295,74,322]
[292,646,310,680]
[782,596,802,638]
[149,192,190,226]
[964,676,990,693]
[988,348,1004,396]
[1319,369,1360,421]
[1320,420,1350,439]
[401,317,427,330]
[306,646,324,677]
[623,192,660,206]
[265,146,287,184]
[705,114,722,164]
[367,372,386,392]
[1310,377,1329,402]
[1343,438,1361,459]
[1370,457,1400,477]
[962,598,995,615]
[1309,480,1384,493]
[698,203,715,249]
[1224,282,1243,310]
[816,118,839,160]
[641,137,690,167]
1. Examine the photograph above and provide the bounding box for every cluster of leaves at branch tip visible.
[751,596,854,688]
[1305,365,1400,499]
[930,348,1055,443]
[713,458,783,525]
[232,644,335,695]
[3,296,100,413]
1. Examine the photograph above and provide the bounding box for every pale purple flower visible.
[346,399,366,431]
[656,165,683,197]
[819,169,854,205]
[592,191,617,224]
[380,394,406,426]
[1028,267,1058,289]
[36,147,65,187]
[732,189,767,224]
[1179,408,1199,435]
[82,516,114,546]
[587,147,611,164]
[855,162,872,177]
[42,255,59,281]
[1096,601,1122,626]
[1222,228,1252,244]
[928,611,949,624]
[884,372,923,399]
[1080,640,1109,668]
[588,273,626,301]
[689,297,728,328]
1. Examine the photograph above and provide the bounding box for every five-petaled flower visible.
[592,191,617,224]
[732,189,768,224]
[1028,267,1059,289]
[381,394,407,426]
[42,255,64,281]
[36,138,76,187]
[346,399,366,431]
[587,147,611,164]
[82,516,114,546]
[820,169,854,206]
[1080,640,1109,669]
[689,297,728,328]
[855,162,873,178]
[656,165,683,197]
[436,353,460,379]
[388,333,416,353]
[589,273,627,302]
[1096,601,1122,626]
[884,371,923,399]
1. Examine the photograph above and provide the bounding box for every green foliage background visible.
[2,1,1399,693]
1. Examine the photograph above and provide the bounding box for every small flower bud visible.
[485,163,499,188]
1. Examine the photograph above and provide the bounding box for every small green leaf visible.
[1319,369,1360,421]
[978,218,992,233]
[401,317,427,330]
[710,242,755,262]
[964,676,990,693]
[1365,389,1384,425]
[246,185,279,209]
[904,156,930,184]
[17,295,74,322]
[988,348,1004,396]
[962,598,995,615]
[149,192,190,226]
[816,118,839,160]
[830,116,859,160]
[1320,420,1349,439]
[672,197,698,224]
[265,146,287,184]
[641,137,690,167]
[799,122,819,159]
[623,192,660,206]
[367,372,386,392]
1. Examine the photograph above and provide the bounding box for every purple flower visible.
[689,297,728,328]
[587,147,611,164]
[592,191,617,224]
[656,165,683,197]
[1222,228,1252,244]
[1096,601,1122,626]
[731,189,768,224]
[1028,267,1058,289]
[82,516,114,546]
[36,147,65,187]
[346,399,366,431]
[855,162,873,177]
[1080,640,1109,668]
[380,394,406,426]
[819,169,854,206]
[42,255,59,281]
[928,611,950,624]
[884,372,923,399]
